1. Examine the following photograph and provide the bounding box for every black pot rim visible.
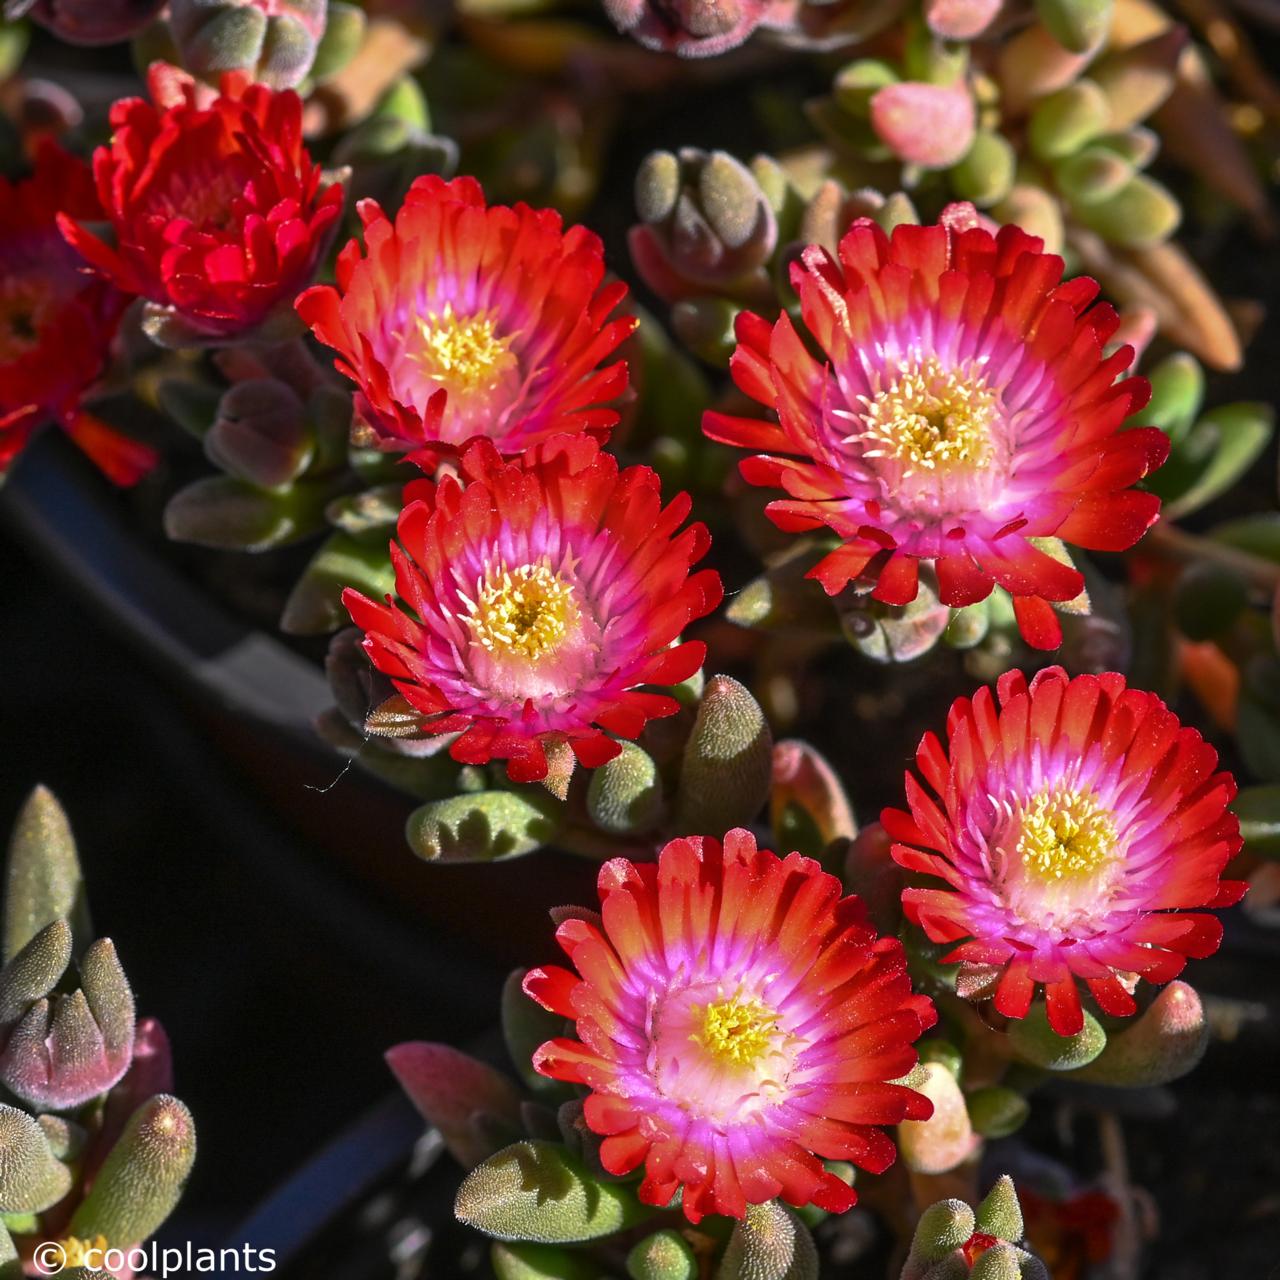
[232,1089,433,1267]
[0,432,333,743]
[0,432,509,1006]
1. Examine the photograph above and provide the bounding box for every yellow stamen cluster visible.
[694,998,779,1067]
[0,278,49,361]
[1017,786,1117,880]
[59,1235,110,1268]
[860,354,999,475]
[462,560,579,661]
[415,302,516,393]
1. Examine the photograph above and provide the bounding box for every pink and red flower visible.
[704,207,1169,650]
[524,829,935,1222]
[884,666,1245,1036]
[1,143,154,483]
[58,66,342,341]
[342,434,721,782]
[296,175,636,459]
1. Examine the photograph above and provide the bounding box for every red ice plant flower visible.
[342,434,721,782]
[1019,1186,1121,1280]
[297,176,636,460]
[58,66,342,343]
[0,144,154,484]
[524,829,936,1222]
[884,666,1245,1036]
[704,206,1169,650]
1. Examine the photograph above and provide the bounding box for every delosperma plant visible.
[0,788,195,1275]
[0,0,1277,1272]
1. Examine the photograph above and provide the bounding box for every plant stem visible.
[1145,520,1280,592]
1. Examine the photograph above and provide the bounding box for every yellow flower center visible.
[60,1235,109,1268]
[1017,786,1117,879]
[694,998,779,1067]
[0,278,50,362]
[414,303,516,393]
[861,355,999,474]
[463,560,579,661]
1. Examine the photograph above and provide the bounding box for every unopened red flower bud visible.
[60,66,343,344]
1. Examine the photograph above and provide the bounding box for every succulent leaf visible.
[1007,1002,1107,1071]
[454,1140,646,1243]
[675,676,772,836]
[387,1042,524,1169]
[4,786,89,964]
[0,919,72,1025]
[405,791,562,863]
[586,743,665,836]
[69,1095,196,1246]
[716,1201,819,1280]
[627,1229,698,1280]
[0,1104,73,1214]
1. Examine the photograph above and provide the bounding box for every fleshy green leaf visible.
[455,1141,647,1243]
[1233,783,1280,858]
[1162,403,1274,519]
[675,676,772,836]
[280,531,397,635]
[1007,1003,1107,1071]
[405,791,561,863]
[4,786,90,963]
[69,1096,195,1245]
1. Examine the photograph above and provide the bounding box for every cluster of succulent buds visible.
[630,149,779,311]
[156,350,399,623]
[809,1,1199,261]
[624,6,1261,381]
[0,789,195,1273]
[162,0,366,91]
[629,145,896,368]
[903,1179,1046,1280]
[600,0,931,58]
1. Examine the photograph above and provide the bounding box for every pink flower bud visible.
[387,1042,524,1169]
[924,0,1001,40]
[870,80,977,168]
